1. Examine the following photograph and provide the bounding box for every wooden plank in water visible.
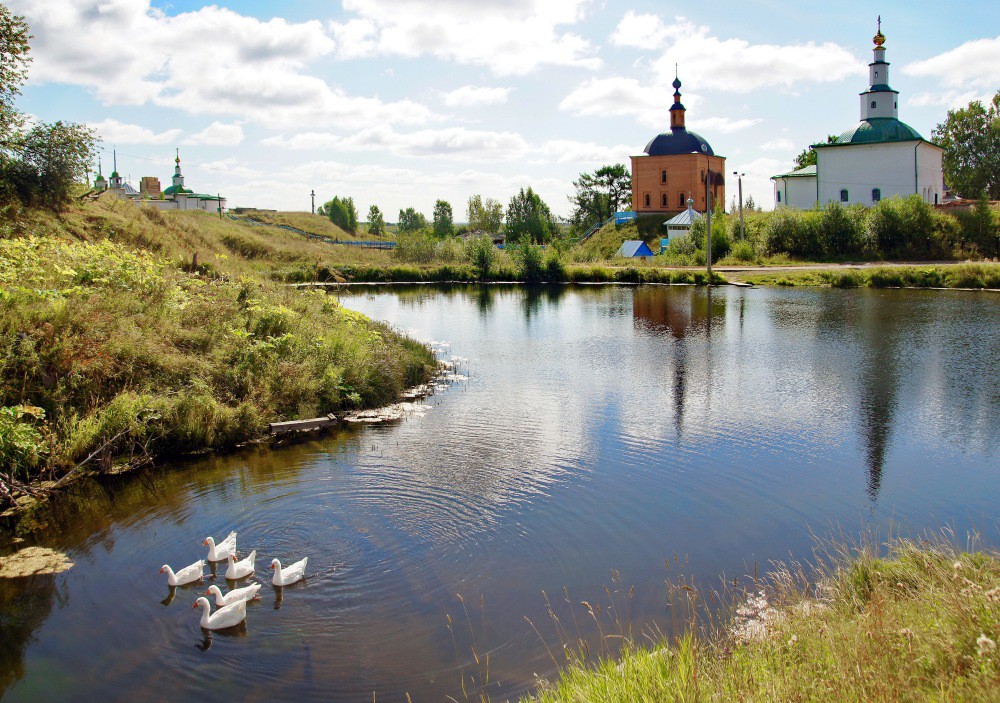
[268,414,338,434]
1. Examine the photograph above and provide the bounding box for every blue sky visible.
[10,0,1000,218]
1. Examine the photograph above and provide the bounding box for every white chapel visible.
[772,21,944,209]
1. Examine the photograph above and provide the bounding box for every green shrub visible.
[513,240,545,283]
[0,405,47,479]
[465,235,497,281]
[729,239,757,262]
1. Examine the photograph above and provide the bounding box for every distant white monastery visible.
[93,149,227,213]
[771,22,944,209]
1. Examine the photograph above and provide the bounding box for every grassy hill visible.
[0,195,435,501]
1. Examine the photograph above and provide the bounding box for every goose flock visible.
[158,530,309,630]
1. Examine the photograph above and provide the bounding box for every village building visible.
[631,73,726,218]
[772,22,944,209]
[93,149,227,214]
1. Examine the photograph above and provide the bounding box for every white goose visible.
[206,583,261,607]
[159,560,204,586]
[225,550,256,580]
[271,557,308,586]
[192,596,247,630]
[203,531,237,562]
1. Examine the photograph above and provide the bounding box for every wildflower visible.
[986,587,1000,603]
[899,628,913,639]
[978,634,996,657]
[788,635,798,646]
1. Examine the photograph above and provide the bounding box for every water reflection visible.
[2,284,998,702]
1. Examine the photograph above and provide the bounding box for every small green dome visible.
[163,185,193,195]
[834,117,925,145]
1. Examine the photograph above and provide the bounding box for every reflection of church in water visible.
[632,287,896,502]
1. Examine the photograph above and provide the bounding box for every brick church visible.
[631,73,726,217]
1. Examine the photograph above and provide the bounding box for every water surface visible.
[1,284,998,701]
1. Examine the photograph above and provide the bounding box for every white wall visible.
[816,141,943,206]
[773,176,818,210]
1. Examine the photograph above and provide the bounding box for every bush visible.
[729,239,757,262]
[465,235,497,281]
[0,405,47,479]
[513,239,545,283]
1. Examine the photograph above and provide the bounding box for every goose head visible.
[206,585,223,598]
[159,565,171,575]
[192,597,210,610]
[270,559,280,571]
[203,537,213,547]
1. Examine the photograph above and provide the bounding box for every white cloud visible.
[611,12,865,92]
[183,122,245,146]
[328,0,600,75]
[759,137,795,151]
[538,139,635,164]
[558,77,684,127]
[264,126,637,168]
[904,35,1000,91]
[87,118,182,145]
[264,125,530,160]
[11,0,438,129]
[696,116,762,134]
[558,76,758,133]
[441,85,511,108]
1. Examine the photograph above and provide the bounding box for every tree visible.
[319,196,357,233]
[467,194,504,233]
[397,207,428,233]
[0,5,31,153]
[367,204,385,236]
[432,199,454,238]
[505,187,558,244]
[465,234,496,281]
[569,163,631,232]
[933,91,1000,199]
[794,135,840,169]
[6,121,97,209]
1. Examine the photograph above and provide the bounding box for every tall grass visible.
[524,533,1000,702]
[0,196,436,489]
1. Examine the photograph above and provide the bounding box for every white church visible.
[772,22,944,209]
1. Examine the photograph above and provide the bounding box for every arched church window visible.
[840,189,849,202]
[678,192,685,207]
[644,193,650,207]
[661,170,667,184]
[777,191,782,203]
[872,188,881,202]
[874,70,879,78]
[661,194,667,207]
[871,101,877,108]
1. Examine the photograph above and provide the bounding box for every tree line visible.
[0,5,98,209]
[316,162,634,243]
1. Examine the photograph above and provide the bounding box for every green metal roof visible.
[163,185,193,195]
[818,118,926,147]
[771,164,817,179]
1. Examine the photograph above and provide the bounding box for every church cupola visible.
[669,68,686,130]
[860,16,899,120]
[172,149,185,189]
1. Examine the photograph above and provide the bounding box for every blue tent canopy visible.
[616,240,655,258]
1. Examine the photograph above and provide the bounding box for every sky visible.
[10,0,1000,220]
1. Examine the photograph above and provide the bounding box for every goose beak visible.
[270,564,275,570]
[158,567,165,573]
[191,602,198,609]
[202,539,208,546]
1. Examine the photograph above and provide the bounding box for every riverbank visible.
[524,537,1000,702]
[0,197,437,516]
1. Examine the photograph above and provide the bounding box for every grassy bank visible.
[734,263,1000,289]
[525,537,1000,702]
[0,197,436,502]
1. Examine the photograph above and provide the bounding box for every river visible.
[1,284,997,701]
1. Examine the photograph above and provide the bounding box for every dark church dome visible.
[643,130,715,156]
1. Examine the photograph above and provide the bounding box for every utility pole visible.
[218,193,222,219]
[311,189,316,214]
[733,171,746,240]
